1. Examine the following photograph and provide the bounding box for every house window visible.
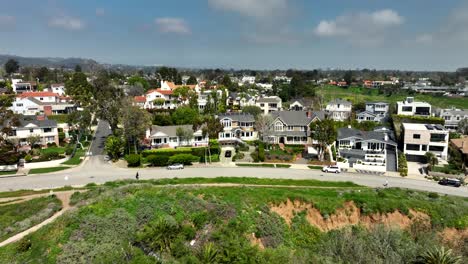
[366,117,373,121]
[421,145,427,151]
[413,134,421,139]
[429,145,444,152]
[46,136,55,142]
[39,97,43,101]
[43,128,52,133]
[444,116,450,120]
[170,137,178,142]
[29,129,34,133]
[16,103,23,107]
[287,126,293,131]
[457,116,460,120]
[402,106,412,112]
[275,121,283,131]
[221,119,232,128]
[406,144,420,151]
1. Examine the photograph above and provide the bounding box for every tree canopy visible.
[4,59,19,75]
[310,119,337,161]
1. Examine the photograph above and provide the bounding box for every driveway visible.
[407,162,426,178]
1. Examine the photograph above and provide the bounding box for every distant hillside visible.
[0,54,103,72]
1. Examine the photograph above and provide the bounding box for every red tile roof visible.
[146,89,173,95]
[18,92,59,98]
[134,96,146,103]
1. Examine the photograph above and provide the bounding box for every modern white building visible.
[45,84,66,96]
[325,99,352,121]
[11,79,37,94]
[256,96,282,114]
[240,76,256,85]
[356,102,389,123]
[402,123,449,161]
[397,97,432,116]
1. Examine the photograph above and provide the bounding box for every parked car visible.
[225,150,232,158]
[167,164,184,170]
[322,165,340,173]
[438,178,461,187]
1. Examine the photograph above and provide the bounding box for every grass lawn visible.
[28,167,69,174]
[0,196,61,241]
[308,165,324,170]
[0,186,76,199]
[40,147,66,155]
[61,149,85,165]
[0,171,17,176]
[0,180,466,263]
[318,85,468,109]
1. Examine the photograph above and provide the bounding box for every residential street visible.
[1,155,467,197]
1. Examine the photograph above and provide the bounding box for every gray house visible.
[439,108,468,131]
[267,111,324,145]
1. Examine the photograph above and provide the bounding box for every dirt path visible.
[0,190,81,247]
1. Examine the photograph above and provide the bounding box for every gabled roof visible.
[271,111,313,126]
[149,125,194,138]
[328,98,352,106]
[134,96,146,103]
[17,92,58,98]
[257,96,281,104]
[218,113,255,122]
[51,83,65,88]
[356,111,377,117]
[450,136,468,154]
[337,127,397,146]
[146,89,173,95]
[15,115,57,129]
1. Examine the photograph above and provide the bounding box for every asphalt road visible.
[1,155,467,197]
[88,120,112,156]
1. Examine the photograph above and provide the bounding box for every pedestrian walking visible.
[136,171,139,180]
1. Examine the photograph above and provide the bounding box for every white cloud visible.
[155,18,190,35]
[0,15,15,28]
[415,34,433,44]
[95,8,105,16]
[208,0,287,20]
[314,9,404,46]
[48,15,85,30]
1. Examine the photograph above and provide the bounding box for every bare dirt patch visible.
[439,228,468,252]
[247,232,265,250]
[270,199,431,232]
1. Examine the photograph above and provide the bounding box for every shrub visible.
[146,155,168,167]
[251,151,259,162]
[65,146,74,155]
[428,192,439,199]
[398,151,408,177]
[24,154,32,162]
[125,154,141,167]
[16,238,32,252]
[258,143,265,162]
[168,154,199,165]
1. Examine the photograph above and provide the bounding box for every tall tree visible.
[310,119,337,161]
[255,114,274,144]
[93,73,124,132]
[127,75,150,91]
[186,76,197,85]
[74,65,82,72]
[242,105,262,118]
[104,135,125,161]
[121,100,152,153]
[343,71,353,85]
[171,106,199,125]
[176,127,194,146]
[4,59,19,75]
[65,72,94,107]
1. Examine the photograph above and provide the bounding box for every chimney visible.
[384,133,388,141]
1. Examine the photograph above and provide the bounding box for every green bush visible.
[398,151,408,177]
[168,154,199,165]
[258,143,265,162]
[24,154,32,162]
[125,154,141,167]
[251,151,259,162]
[146,155,168,167]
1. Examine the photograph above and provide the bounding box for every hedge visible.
[125,154,141,167]
[168,154,199,165]
[258,142,265,162]
[146,155,168,167]
[200,154,220,163]
[141,147,220,158]
[398,151,408,177]
[392,114,444,125]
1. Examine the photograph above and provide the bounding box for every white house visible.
[10,92,75,115]
[146,125,208,148]
[325,99,352,121]
[356,102,389,123]
[145,89,177,109]
[438,108,468,131]
[256,96,282,114]
[3,115,59,147]
[11,79,37,94]
[336,127,397,173]
[402,123,449,161]
[217,113,258,144]
[240,76,256,85]
[45,84,66,96]
[397,97,432,116]
[267,111,323,145]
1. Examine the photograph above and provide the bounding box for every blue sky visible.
[0,0,467,70]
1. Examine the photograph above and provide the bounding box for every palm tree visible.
[425,152,438,171]
[416,247,462,264]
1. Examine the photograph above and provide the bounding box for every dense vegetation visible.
[0,196,61,241]
[0,178,466,263]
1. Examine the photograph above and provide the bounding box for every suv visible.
[322,165,340,173]
[167,164,184,170]
[438,178,461,187]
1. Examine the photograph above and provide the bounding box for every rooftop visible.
[402,123,447,131]
[450,136,468,154]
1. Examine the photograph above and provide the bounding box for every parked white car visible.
[322,165,340,173]
[167,164,184,170]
